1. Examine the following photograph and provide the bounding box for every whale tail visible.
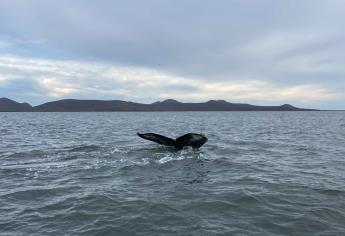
[137,133,176,147]
[137,132,208,149]
[175,133,208,149]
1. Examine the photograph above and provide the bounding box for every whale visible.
[137,133,208,150]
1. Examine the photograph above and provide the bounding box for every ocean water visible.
[1,111,345,236]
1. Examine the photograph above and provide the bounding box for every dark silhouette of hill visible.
[0,98,316,112]
[0,98,33,112]
[34,99,146,112]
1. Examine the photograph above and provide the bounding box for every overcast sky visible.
[0,0,344,109]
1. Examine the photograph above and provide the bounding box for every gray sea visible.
[1,112,345,235]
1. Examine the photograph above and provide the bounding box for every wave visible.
[68,145,102,152]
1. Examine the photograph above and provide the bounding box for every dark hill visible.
[34,99,148,112]
[0,98,32,112]
[148,99,313,111]
[0,98,316,112]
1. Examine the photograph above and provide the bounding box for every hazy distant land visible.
[0,97,316,112]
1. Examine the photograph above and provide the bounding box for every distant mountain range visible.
[0,97,316,112]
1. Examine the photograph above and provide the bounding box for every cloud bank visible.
[0,54,340,107]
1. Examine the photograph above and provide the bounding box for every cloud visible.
[1,1,345,72]
[0,54,341,108]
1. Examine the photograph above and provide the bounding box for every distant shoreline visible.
[0,97,318,112]
[2,110,332,113]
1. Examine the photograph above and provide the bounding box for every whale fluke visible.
[137,133,208,149]
[137,133,176,146]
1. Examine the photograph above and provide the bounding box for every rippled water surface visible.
[1,112,345,235]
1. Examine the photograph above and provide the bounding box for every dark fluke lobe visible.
[137,133,208,150]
